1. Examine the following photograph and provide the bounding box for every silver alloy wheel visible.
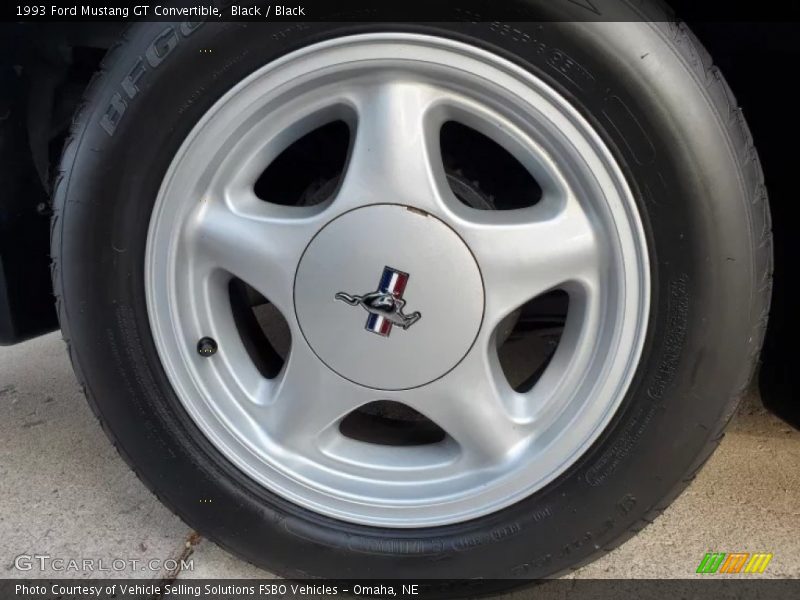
[145,33,650,527]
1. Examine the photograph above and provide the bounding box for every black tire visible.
[51,4,772,584]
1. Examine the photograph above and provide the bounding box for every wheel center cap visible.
[294,204,484,390]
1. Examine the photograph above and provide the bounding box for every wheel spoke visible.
[261,342,372,450]
[403,350,528,467]
[189,196,322,316]
[456,195,602,330]
[336,79,447,212]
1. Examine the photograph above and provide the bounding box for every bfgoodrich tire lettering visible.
[52,2,772,585]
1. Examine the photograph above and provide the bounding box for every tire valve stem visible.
[197,337,218,357]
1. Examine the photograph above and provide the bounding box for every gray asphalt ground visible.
[2,332,799,584]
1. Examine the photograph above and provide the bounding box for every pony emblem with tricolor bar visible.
[334,267,422,337]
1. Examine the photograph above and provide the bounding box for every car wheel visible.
[52,6,771,585]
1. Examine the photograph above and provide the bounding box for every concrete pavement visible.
[1,332,798,584]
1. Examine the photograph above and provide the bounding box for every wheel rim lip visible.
[145,33,651,527]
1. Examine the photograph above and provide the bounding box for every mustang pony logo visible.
[335,267,421,337]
